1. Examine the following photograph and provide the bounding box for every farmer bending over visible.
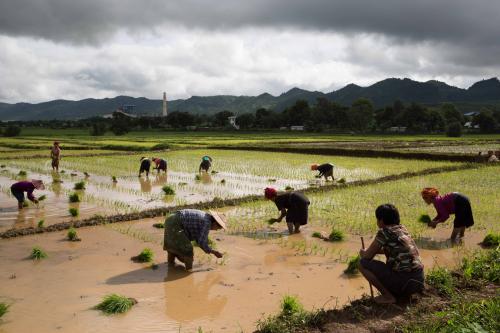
[152,157,167,174]
[138,157,151,177]
[10,179,45,209]
[51,141,61,172]
[360,204,424,304]
[421,187,474,245]
[199,155,213,173]
[311,163,334,181]
[265,187,310,234]
[163,209,226,270]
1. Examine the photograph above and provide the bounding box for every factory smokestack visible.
[162,92,168,117]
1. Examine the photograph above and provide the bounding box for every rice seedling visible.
[60,170,66,173]
[178,182,188,186]
[426,266,455,296]
[328,228,345,242]
[285,186,294,191]
[152,222,164,229]
[337,178,346,183]
[461,247,499,284]
[195,174,201,181]
[0,165,5,168]
[281,295,304,316]
[38,194,47,201]
[418,214,432,223]
[37,219,44,228]
[132,248,154,263]
[211,170,218,174]
[344,255,360,275]
[69,207,79,217]
[18,170,27,176]
[220,179,226,184]
[30,246,47,260]
[268,178,277,182]
[22,201,29,207]
[94,294,137,314]
[68,193,80,203]
[311,231,322,238]
[481,233,499,247]
[67,227,81,241]
[112,176,118,183]
[73,181,86,190]
[162,185,175,195]
[0,303,9,318]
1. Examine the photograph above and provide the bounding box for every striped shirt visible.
[376,225,423,272]
[177,209,213,253]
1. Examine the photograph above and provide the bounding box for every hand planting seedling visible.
[94,294,137,314]
[481,233,499,247]
[152,222,164,229]
[418,214,432,224]
[30,246,48,260]
[131,248,154,263]
[37,220,45,228]
[38,194,47,201]
[267,218,279,225]
[67,227,81,241]
[344,255,360,275]
[69,208,79,217]
[69,193,80,203]
[162,185,175,195]
[73,181,86,190]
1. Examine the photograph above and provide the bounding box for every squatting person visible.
[311,163,335,181]
[10,179,45,209]
[163,209,226,270]
[199,155,213,173]
[51,141,61,172]
[421,187,474,244]
[265,187,310,234]
[152,157,167,174]
[138,157,151,177]
[359,204,424,304]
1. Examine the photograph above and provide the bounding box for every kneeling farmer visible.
[152,157,167,174]
[265,187,310,234]
[360,204,424,304]
[11,180,45,209]
[199,155,213,173]
[311,163,334,181]
[138,157,151,177]
[164,209,226,270]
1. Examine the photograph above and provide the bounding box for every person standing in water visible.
[138,157,151,177]
[264,187,310,234]
[51,141,61,172]
[199,155,213,173]
[152,157,167,174]
[10,180,45,209]
[311,163,335,181]
[163,209,226,270]
[421,187,474,245]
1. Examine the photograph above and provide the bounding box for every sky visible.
[0,0,499,104]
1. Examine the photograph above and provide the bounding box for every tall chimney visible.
[162,92,168,117]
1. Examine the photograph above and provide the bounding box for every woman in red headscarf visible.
[421,187,474,244]
[265,187,310,234]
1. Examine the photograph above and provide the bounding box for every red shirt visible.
[433,193,456,222]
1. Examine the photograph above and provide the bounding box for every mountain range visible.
[1,77,499,121]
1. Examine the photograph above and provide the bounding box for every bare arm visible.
[360,239,382,260]
[277,208,287,222]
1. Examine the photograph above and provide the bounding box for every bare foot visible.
[374,295,396,304]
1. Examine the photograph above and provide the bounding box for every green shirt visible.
[376,225,423,272]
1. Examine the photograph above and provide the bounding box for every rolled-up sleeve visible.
[196,224,212,254]
[26,189,35,202]
[433,202,450,222]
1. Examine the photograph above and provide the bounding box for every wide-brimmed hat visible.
[209,210,227,230]
[32,179,45,190]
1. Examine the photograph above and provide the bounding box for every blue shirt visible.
[177,209,213,253]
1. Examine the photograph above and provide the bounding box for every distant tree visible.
[3,125,21,137]
[90,122,107,136]
[166,111,195,128]
[282,100,310,126]
[473,110,498,133]
[441,103,464,124]
[236,113,255,129]
[349,98,374,132]
[110,112,132,135]
[213,110,234,127]
[446,121,462,137]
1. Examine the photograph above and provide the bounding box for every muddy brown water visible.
[0,217,484,333]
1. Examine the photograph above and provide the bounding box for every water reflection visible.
[139,177,152,193]
[153,173,168,186]
[200,172,212,184]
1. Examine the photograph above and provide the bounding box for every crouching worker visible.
[265,187,310,234]
[199,155,212,173]
[421,187,474,245]
[152,157,167,174]
[163,209,226,270]
[11,179,45,209]
[359,204,424,304]
[138,157,151,177]
[311,163,334,181]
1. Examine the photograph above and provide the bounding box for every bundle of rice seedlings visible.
[344,255,360,275]
[69,193,80,203]
[162,185,175,195]
[0,165,6,168]
[0,303,9,318]
[94,294,137,314]
[337,178,346,183]
[73,181,86,190]
[37,220,45,228]
[152,223,164,229]
[220,179,226,184]
[418,214,432,223]
[30,246,47,260]
[38,194,47,201]
[285,186,294,191]
[112,176,118,183]
[280,295,304,316]
[132,248,154,263]
[268,178,277,182]
[311,231,323,238]
[482,233,500,247]
[211,170,218,174]
[69,208,79,217]
[67,227,81,241]
[18,170,27,176]
[328,228,345,242]
[195,174,201,181]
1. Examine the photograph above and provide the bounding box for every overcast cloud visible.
[0,0,499,103]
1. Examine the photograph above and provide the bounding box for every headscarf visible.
[32,179,45,190]
[53,141,60,146]
[264,187,277,199]
[310,164,319,171]
[421,187,439,199]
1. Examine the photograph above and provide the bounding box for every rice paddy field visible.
[0,132,499,333]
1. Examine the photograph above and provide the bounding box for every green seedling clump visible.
[0,165,6,168]
[178,182,188,186]
[211,170,218,174]
[220,179,226,184]
[152,223,164,229]
[285,186,294,191]
[0,303,9,318]
[94,294,137,314]
[328,228,345,242]
[133,248,154,263]
[312,231,322,238]
[37,220,45,228]
[426,266,455,296]
[67,227,80,241]
[18,170,27,176]
[112,176,117,183]
[344,255,360,275]
[22,201,29,207]
[482,233,500,247]
[195,174,201,181]
[30,246,47,260]
[60,170,65,173]
[281,295,304,316]
[268,178,277,182]
[74,181,86,190]
[418,214,432,224]
[162,185,175,195]
[461,247,499,283]
[69,193,80,203]
[69,208,79,217]
[38,194,47,201]
[337,178,346,183]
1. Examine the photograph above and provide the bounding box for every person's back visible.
[376,224,423,273]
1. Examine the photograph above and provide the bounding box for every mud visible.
[0,218,485,333]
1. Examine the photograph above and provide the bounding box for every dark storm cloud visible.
[1,0,499,46]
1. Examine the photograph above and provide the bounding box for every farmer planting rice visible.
[311,163,334,181]
[138,157,151,177]
[152,157,167,174]
[50,141,61,172]
[163,209,226,270]
[359,204,424,304]
[199,155,213,173]
[10,180,45,209]
[265,187,310,234]
[421,187,474,244]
